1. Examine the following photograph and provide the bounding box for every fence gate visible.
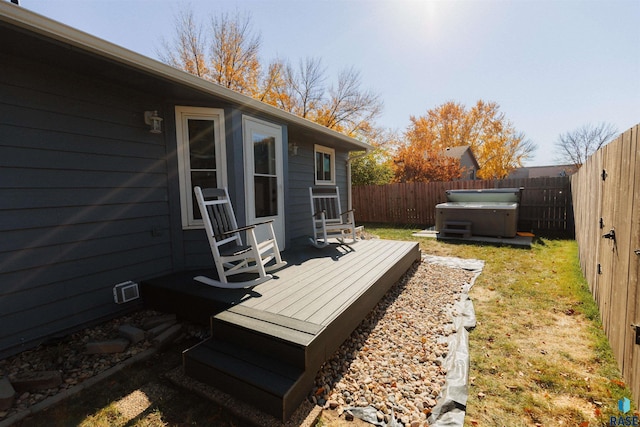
[572,124,640,408]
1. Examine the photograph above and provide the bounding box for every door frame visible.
[242,115,285,248]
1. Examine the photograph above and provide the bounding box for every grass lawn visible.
[364,223,636,426]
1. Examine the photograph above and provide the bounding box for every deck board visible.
[244,240,410,325]
[246,245,357,311]
[303,242,410,325]
[216,306,322,346]
[293,241,399,324]
[249,247,370,316]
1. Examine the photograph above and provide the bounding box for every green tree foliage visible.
[350,147,394,185]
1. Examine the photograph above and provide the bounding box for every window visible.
[314,145,335,185]
[242,116,285,248]
[175,106,226,228]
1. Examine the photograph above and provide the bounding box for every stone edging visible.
[0,347,157,427]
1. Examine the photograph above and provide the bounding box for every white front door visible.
[243,116,285,249]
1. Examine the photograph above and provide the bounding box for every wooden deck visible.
[141,239,420,421]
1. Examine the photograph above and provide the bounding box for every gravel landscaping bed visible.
[312,256,481,426]
[0,309,206,424]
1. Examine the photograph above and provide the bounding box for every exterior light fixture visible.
[288,142,299,156]
[144,110,163,134]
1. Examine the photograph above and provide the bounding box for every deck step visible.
[441,220,472,238]
[211,305,324,369]
[183,337,311,420]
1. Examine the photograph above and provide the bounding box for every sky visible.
[19,0,640,166]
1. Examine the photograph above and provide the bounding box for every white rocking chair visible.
[309,186,357,248]
[193,186,286,288]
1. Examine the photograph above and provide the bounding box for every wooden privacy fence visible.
[352,177,574,237]
[571,124,639,408]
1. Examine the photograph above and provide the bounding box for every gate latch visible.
[602,228,616,241]
[632,324,640,345]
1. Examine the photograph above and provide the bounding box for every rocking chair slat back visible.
[308,186,357,248]
[199,188,240,240]
[207,204,234,237]
[310,187,341,221]
[193,186,287,288]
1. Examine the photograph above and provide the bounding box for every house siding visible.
[286,137,350,246]
[0,52,173,358]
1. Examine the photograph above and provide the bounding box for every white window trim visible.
[175,106,227,229]
[314,144,336,185]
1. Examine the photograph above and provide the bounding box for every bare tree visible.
[257,58,287,107]
[159,7,381,138]
[257,57,325,117]
[285,57,326,119]
[259,59,382,137]
[158,8,209,78]
[555,122,618,167]
[315,67,383,136]
[209,11,261,96]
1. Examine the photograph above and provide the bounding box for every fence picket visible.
[571,124,640,408]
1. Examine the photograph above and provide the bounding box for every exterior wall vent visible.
[113,281,140,304]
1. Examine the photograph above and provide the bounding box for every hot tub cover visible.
[445,188,522,203]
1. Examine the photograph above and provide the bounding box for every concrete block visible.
[10,371,62,393]
[142,314,176,330]
[118,324,145,344]
[146,320,177,338]
[0,377,15,410]
[85,338,129,354]
[152,324,182,350]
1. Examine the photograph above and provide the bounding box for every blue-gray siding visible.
[0,52,172,358]
[286,137,350,246]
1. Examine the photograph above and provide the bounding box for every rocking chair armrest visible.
[214,220,274,239]
[252,219,275,227]
[215,224,256,239]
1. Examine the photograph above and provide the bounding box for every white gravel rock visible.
[312,259,477,422]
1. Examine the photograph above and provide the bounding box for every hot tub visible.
[435,188,522,238]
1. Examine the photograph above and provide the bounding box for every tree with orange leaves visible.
[160,9,381,140]
[394,114,462,182]
[160,9,261,97]
[393,101,535,181]
[158,9,210,79]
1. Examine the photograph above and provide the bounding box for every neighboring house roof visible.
[507,164,578,179]
[443,145,481,170]
[0,3,370,152]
